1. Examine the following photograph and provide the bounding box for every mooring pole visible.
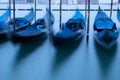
[48,0,51,34]
[49,0,51,15]
[85,0,87,23]
[34,0,36,22]
[9,0,11,20]
[110,0,113,18]
[13,0,16,31]
[86,0,90,43]
[8,0,11,31]
[60,0,62,29]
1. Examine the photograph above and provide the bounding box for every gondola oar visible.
[13,0,15,31]
[110,0,113,18]
[86,0,90,43]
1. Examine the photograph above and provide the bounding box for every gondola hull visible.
[53,24,85,45]
[12,8,55,42]
[12,29,47,42]
[0,8,34,39]
[12,18,47,42]
[93,7,118,49]
[94,30,119,49]
[8,8,34,36]
[9,18,31,32]
[53,9,85,45]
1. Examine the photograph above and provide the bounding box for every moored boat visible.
[53,9,86,45]
[12,8,55,42]
[93,7,119,49]
[8,7,35,32]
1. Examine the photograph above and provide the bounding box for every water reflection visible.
[0,41,20,80]
[0,38,8,45]
[14,37,47,66]
[94,39,117,78]
[53,37,84,71]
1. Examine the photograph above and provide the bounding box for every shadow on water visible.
[0,38,8,45]
[53,37,84,71]
[0,35,9,45]
[94,39,117,76]
[13,37,47,66]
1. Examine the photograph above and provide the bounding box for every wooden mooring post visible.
[110,0,113,18]
[85,0,87,23]
[13,0,16,31]
[60,0,62,29]
[48,0,52,34]
[34,0,36,22]
[86,0,90,43]
[9,0,11,20]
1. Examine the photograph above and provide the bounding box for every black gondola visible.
[93,7,119,49]
[8,7,35,32]
[0,8,10,38]
[53,9,86,45]
[12,8,54,42]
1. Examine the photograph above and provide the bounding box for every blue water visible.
[0,4,120,80]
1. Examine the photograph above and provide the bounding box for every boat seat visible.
[35,18,46,30]
[66,18,85,32]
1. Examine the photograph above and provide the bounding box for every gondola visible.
[8,7,34,32]
[0,8,10,38]
[52,9,86,45]
[93,7,119,49]
[12,8,55,42]
[117,7,120,22]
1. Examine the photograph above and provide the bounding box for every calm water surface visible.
[0,4,120,80]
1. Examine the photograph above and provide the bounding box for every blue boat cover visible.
[65,9,85,32]
[55,9,85,40]
[72,8,85,21]
[0,9,10,22]
[24,7,34,22]
[94,7,115,30]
